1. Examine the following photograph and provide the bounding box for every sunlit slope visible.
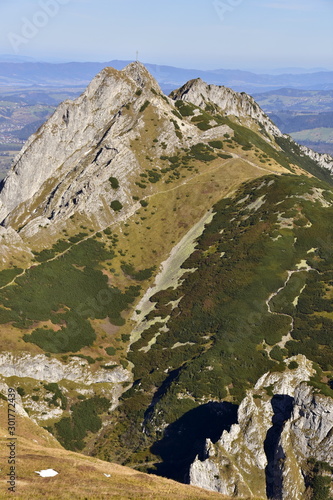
[93,173,333,471]
[0,401,235,500]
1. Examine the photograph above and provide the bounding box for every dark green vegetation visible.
[0,268,23,287]
[208,140,223,149]
[95,174,333,468]
[139,100,150,113]
[121,263,156,281]
[174,100,194,117]
[306,459,333,500]
[50,396,110,451]
[110,200,123,212]
[43,382,68,410]
[109,176,119,189]
[0,238,140,352]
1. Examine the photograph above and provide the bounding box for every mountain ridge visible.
[0,62,332,499]
[0,60,333,93]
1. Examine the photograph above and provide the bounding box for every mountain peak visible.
[170,77,281,136]
[122,61,161,92]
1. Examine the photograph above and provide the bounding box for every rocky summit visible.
[0,62,332,499]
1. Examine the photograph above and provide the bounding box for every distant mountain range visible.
[0,59,333,94]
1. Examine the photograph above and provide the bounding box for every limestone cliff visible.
[300,143,333,173]
[171,78,333,175]
[0,63,237,234]
[170,78,284,137]
[189,356,333,499]
[0,63,160,228]
[1,62,331,240]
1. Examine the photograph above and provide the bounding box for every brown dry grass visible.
[0,403,254,500]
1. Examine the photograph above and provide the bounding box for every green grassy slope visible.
[92,173,333,476]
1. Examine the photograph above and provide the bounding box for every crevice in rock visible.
[62,109,69,125]
[93,148,103,163]
[264,394,294,499]
[95,111,121,147]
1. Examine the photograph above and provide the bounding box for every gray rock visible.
[0,352,130,385]
[189,355,333,499]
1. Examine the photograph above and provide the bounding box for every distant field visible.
[254,89,333,113]
[0,87,83,178]
[0,144,22,179]
[255,90,333,156]
[298,142,333,155]
[0,143,21,151]
[289,127,333,156]
[290,127,333,144]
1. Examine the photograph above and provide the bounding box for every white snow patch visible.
[35,469,58,478]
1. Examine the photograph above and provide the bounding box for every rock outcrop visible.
[0,63,165,229]
[189,356,333,499]
[171,78,333,175]
[0,62,332,236]
[170,78,282,137]
[0,352,131,423]
[299,143,333,173]
[0,352,130,385]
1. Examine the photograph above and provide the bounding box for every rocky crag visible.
[190,356,333,499]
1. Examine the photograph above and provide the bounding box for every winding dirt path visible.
[265,262,316,352]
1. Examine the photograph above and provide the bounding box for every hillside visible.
[0,397,231,500]
[253,89,333,113]
[0,62,332,499]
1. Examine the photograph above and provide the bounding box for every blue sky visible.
[0,0,332,71]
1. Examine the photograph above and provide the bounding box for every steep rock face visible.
[0,66,134,222]
[0,352,131,424]
[1,62,331,237]
[189,356,333,499]
[0,63,165,228]
[0,352,130,385]
[171,79,333,175]
[300,143,333,173]
[0,63,242,235]
[170,78,282,137]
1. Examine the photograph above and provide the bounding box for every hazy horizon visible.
[0,0,332,73]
